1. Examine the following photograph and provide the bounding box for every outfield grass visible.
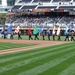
[0,42,75,75]
[0,42,35,50]
[0,35,74,41]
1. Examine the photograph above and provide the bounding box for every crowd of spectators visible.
[5,16,75,28]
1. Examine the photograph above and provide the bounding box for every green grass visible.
[0,35,74,41]
[0,42,35,50]
[0,42,75,75]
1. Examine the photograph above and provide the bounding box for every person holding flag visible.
[6,25,12,39]
[52,26,56,41]
[1,28,7,39]
[46,27,50,40]
[57,26,61,41]
[18,31,22,40]
[0,31,2,38]
[64,26,70,41]
[70,30,75,41]
[14,26,20,34]
[39,26,45,40]
[33,26,39,40]
[42,31,45,40]
[39,25,44,33]
[14,26,21,39]
[0,28,4,38]
[27,27,33,40]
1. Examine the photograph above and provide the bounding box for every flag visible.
[73,28,75,32]
[46,27,50,34]
[57,27,60,35]
[64,26,70,35]
[6,25,12,34]
[27,28,31,35]
[33,26,39,34]
[53,27,55,35]
[39,26,44,33]
[14,26,20,33]
[69,26,73,31]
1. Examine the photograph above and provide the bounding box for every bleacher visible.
[53,0,71,2]
[12,5,22,10]
[38,6,57,9]
[52,0,60,2]
[39,0,50,2]
[12,0,75,11]
[32,0,39,2]
[59,6,75,9]
[5,0,75,28]
[19,0,32,3]
[21,5,37,10]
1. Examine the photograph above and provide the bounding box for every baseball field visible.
[0,39,75,75]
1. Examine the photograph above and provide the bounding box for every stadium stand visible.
[38,6,57,9]
[19,0,32,3]
[32,0,39,2]
[52,0,60,2]
[12,5,22,10]
[21,5,37,10]
[53,0,71,2]
[5,0,75,28]
[5,16,75,28]
[33,0,51,2]
[59,6,75,9]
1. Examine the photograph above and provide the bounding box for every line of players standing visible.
[3,31,22,40]
[3,28,75,41]
[27,27,75,41]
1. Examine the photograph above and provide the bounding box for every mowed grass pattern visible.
[0,42,34,50]
[0,42,75,75]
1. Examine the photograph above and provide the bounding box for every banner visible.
[33,26,39,34]
[14,26,20,33]
[39,26,44,33]
[7,25,12,34]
